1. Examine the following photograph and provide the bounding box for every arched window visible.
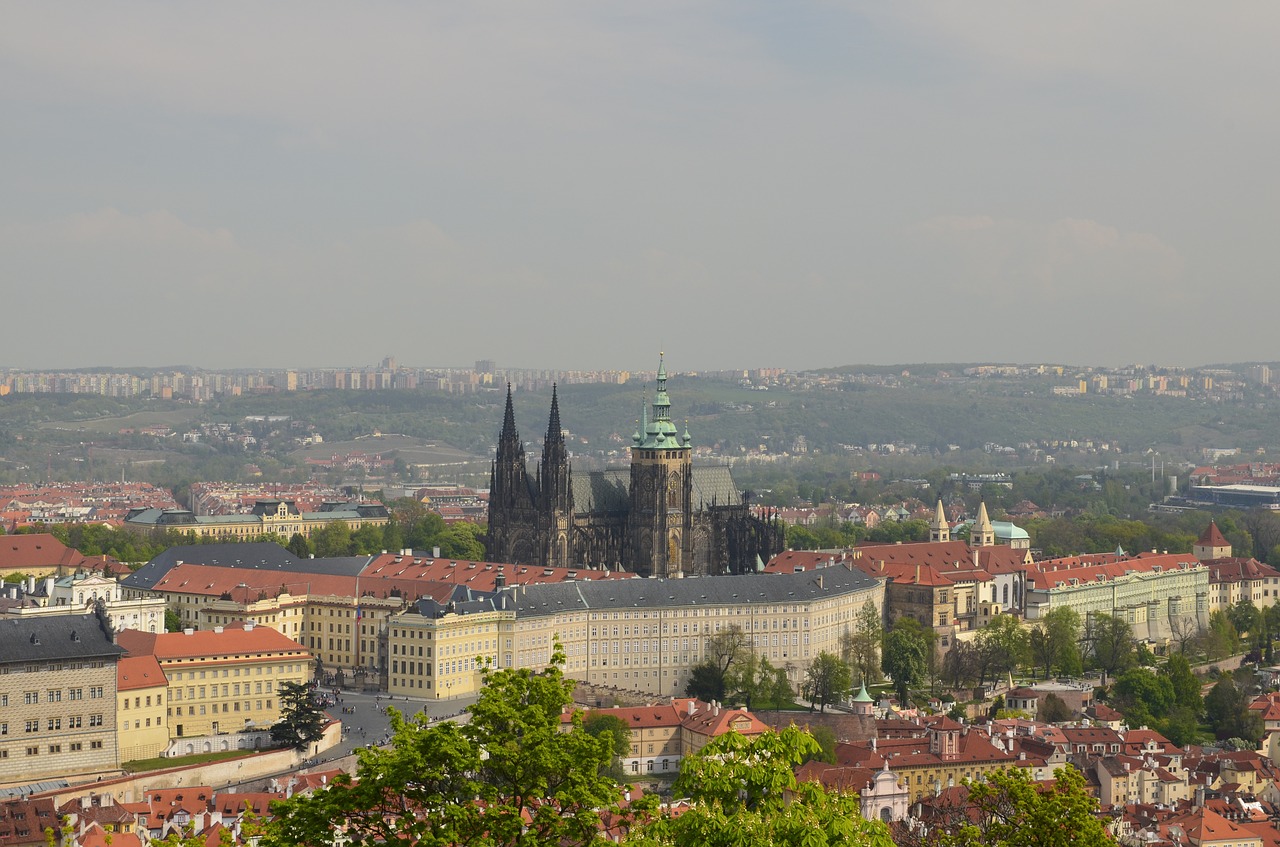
[880,807,893,823]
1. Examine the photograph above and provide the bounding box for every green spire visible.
[637,353,685,450]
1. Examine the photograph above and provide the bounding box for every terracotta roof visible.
[0,533,117,573]
[117,622,308,662]
[118,654,168,691]
[1198,521,1231,548]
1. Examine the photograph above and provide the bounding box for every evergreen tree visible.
[270,681,326,752]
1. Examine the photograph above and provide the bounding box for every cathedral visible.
[486,358,783,577]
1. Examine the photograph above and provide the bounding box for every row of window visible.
[2,687,103,707]
[1,740,103,758]
[174,682,272,701]
[168,664,300,680]
[167,700,272,717]
[5,714,104,733]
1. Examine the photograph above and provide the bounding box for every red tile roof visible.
[117,622,308,663]
[118,655,168,691]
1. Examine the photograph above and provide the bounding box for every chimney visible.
[213,625,223,634]
[687,700,696,716]
[244,621,254,631]
[183,628,194,635]
[433,546,441,559]
[817,574,824,590]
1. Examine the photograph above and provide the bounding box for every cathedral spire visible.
[546,383,563,443]
[496,383,524,463]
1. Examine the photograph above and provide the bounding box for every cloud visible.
[0,208,237,252]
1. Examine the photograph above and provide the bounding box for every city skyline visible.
[4,4,1278,370]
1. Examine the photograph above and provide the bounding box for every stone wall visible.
[33,719,342,807]
[755,710,876,743]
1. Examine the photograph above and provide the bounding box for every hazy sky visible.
[3,3,1278,372]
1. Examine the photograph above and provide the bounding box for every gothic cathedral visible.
[487,358,783,577]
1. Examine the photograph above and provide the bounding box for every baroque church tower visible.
[628,356,694,578]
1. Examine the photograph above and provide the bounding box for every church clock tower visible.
[628,355,693,577]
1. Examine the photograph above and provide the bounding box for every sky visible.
[2,3,1278,372]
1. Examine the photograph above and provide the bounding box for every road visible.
[311,687,480,763]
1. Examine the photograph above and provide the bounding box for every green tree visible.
[1083,612,1135,678]
[270,681,326,752]
[1111,668,1174,729]
[978,615,1029,681]
[840,599,883,686]
[881,627,927,705]
[1203,610,1240,661]
[1038,692,1072,723]
[1228,598,1261,638]
[164,609,182,633]
[1162,653,1202,712]
[1204,677,1263,744]
[265,646,619,847]
[724,652,791,711]
[310,520,354,558]
[685,625,751,702]
[1028,607,1082,680]
[801,651,852,713]
[627,726,894,847]
[285,532,312,558]
[583,712,632,781]
[938,766,1112,847]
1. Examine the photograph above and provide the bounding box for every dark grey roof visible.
[409,589,514,620]
[572,470,629,514]
[690,465,742,508]
[511,566,881,619]
[570,465,743,515]
[0,612,125,664]
[122,544,370,592]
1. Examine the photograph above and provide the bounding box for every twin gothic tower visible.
[487,358,782,577]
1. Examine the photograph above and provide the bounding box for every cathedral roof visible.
[570,466,744,515]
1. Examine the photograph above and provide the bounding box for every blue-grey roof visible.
[0,612,124,664]
[511,566,881,620]
[122,543,370,592]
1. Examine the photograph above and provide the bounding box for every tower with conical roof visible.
[1193,520,1232,561]
[628,354,693,577]
[971,502,995,547]
[537,384,574,566]
[930,500,950,543]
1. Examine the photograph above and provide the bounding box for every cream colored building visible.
[6,572,167,635]
[385,566,885,700]
[116,654,169,762]
[1024,553,1210,641]
[116,622,311,747]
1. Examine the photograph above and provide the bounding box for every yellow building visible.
[385,565,885,700]
[116,622,311,751]
[116,655,169,762]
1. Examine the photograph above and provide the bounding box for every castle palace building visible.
[487,358,782,577]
